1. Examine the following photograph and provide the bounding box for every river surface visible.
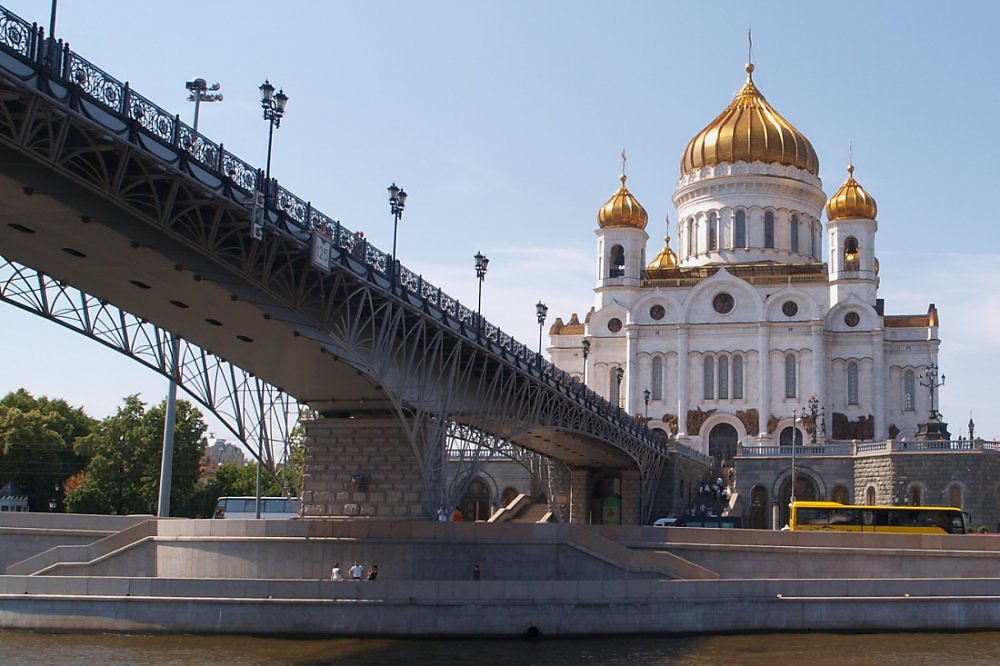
[3,630,1000,664]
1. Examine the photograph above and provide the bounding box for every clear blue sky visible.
[1,0,997,444]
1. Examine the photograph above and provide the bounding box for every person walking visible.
[367,564,379,580]
[330,562,343,582]
[349,560,365,581]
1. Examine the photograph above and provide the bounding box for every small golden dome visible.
[598,173,648,230]
[680,64,819,176]
[826,164,877,220]
[647,236,678,269]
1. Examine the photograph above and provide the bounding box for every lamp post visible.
[643,388,650,421]
[535,301,548,356]
[185,78,222,133]
[918,363,945,417]
[790,408,798,507]
[581,337,590,385]
[259,80,288,186]
[387,183,407,277]
[614,365,624,412]
[474,251,489,327]
[808,394,819,444]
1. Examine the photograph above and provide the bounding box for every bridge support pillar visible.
[568,469,590,524]
[620,469,641,526]
[301,417,427,519]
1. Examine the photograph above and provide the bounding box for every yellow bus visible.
[789,501,969,534]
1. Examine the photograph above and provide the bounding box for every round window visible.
[782,301,798,317]
[844,311,860,327]
[650,304,665,321]
[607,318,623,333]
[712,293,734,315]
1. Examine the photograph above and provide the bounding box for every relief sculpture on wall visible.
[686,407,716,435]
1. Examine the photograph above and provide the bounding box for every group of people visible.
[330,559,378,581]
[436,505,463,522]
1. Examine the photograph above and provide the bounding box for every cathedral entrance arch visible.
[779,475,817,527]
[779,426,804,446]
[708,422,739,468]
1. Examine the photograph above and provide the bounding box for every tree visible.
[65,395,206,515]
[0,389,94,511]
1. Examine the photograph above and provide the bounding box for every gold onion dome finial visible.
[647,235,678,269]
[826,163,877,220]
[680,63,819,176]
[598,150,648,229]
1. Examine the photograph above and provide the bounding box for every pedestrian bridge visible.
[0,5,707,523]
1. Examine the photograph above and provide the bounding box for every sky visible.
[1,0,999,446]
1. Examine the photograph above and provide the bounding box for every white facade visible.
[549,66,941,459]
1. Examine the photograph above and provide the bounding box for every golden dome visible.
[647,236,678,269]
[826,164,877,220]
[598,173,648,230]
[680,64,819,176]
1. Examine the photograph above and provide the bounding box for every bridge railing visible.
[0,4,691,462]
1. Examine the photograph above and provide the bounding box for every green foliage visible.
[0,389,94,510]
[64,394,206,516]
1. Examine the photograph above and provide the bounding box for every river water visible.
[3,630,1000,665]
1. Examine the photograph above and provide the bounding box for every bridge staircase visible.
[488,494,554,523]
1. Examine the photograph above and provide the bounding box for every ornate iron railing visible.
[0,4,706,466]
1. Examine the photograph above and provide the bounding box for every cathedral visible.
[547,60,942,464]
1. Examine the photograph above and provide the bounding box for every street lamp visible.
[387,183,407,276]
[808,394,819,444]
[918,363,945,417]
[474,251,489,326]
[643,388,651,421]
[535,301,548,356]
[185,77,222,133]
[790,408,798,507]
[581,337,590,385]
[259,80,289,185]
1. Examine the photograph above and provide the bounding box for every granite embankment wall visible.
[3,514,1000,636]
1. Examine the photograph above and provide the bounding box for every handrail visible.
[0,4,685,461]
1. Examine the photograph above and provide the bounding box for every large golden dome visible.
[826,164,877,220]
[680,64,819,176]
[598,173,648,229]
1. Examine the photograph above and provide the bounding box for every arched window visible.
[866,486,876,505]
[734,210,747,248]
[708,212,718,251]
[847,362,859,405]
[703,356,715,400]
[810,220,817,259]
[610,367,624,406]
[903,370,915,412]
[609,244,625,278]
[718,355,729,399]
[651,357,663,401]
[844,236,860,271]
[784,354,797,399]
[686,218,694,255]
[764,211,775,249]
[790,215,799,253]
[732,355,744,399]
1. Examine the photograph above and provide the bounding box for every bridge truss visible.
[0,6,703,523]
[0,256,298,478]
